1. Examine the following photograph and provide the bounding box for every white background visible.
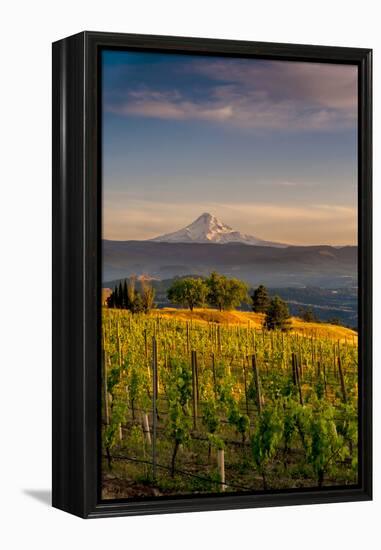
[0,1,378,548]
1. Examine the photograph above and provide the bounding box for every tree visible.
[251,284,270,313]
[110,285,120,308]
[107,288,116,308]
[224,277,249,310]
[264,296,291,331]
[167,278,207,311]
[107,277,154,313]
[298,306,318,323]
[118,282,123,309]
[127,275,136,306]
[141,280,156,313]
[130,292,144,314]
[122,280,129,309]
[206,271,249,311]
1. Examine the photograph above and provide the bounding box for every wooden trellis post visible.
[323,361,327,398]
[317,360,321,379]
[337,356,347,403]
[142,412,151,445]
[152,336,158,480]
[251,354,262,414]
[103,351,110,426]
[117,320,122,368]
[194,350,199,403]
[333,343,337,379]
[292,352,304,405]
[144,328,148,359]
[298,343,303,381]
[243,358,249,416]
[217,449,226,491]
[292,352,297,386]
[191,350,198,429]
[211,352,216,393]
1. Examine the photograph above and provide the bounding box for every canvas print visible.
[101,50,358,500]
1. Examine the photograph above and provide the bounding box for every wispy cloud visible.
[274,180,310,188]
[108,90,235,122]
[105,59,357,132]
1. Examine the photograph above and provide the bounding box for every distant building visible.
[102,288,112,306]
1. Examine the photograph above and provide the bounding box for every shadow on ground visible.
[23,489,51,506]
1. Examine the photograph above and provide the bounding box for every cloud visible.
[275,180,307,187]
[105,59,357,132]
[193,59,357,111]
[109,90,234,122]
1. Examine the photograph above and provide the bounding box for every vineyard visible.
[101,308,358,500]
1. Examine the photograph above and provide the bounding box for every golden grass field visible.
[150,307,357,343]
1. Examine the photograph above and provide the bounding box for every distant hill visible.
[103,239,357,288]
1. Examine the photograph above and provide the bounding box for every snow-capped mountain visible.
[150,212,287,247]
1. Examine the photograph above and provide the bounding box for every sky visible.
[102,50,358,245]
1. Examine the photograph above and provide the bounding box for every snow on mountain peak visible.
[150,213,286,247]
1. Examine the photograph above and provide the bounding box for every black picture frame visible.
[52,31,372,519]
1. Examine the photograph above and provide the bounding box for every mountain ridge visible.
[103,239,357,288]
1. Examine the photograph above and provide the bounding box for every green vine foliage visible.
[202,398,220,435]
[227,403,250,442]
[207,433,225,451]
[102,308,358,492]
[104,397,128,454]
[165,358,193,475]
[166,357,192,407]
[251,405,284,488]
[305,403,348,486]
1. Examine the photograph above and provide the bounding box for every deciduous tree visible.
[206,271,249,311]
[167,277,207,311]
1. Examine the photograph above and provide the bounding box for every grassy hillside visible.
[150,307,357,343]
[104,278,358,328]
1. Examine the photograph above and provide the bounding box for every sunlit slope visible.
[150,308,357,343]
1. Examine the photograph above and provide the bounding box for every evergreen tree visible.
[264,296,291,331]
[123,280,129,309]
[118,282,123,309]
[113,285,119,308]
[252,284,270,313]
[107,290,114,308]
